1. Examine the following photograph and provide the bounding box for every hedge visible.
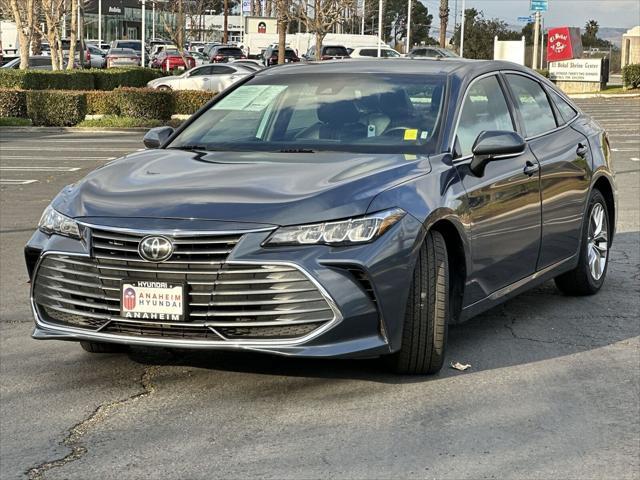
[0,89,27,117]
[0,68,162,91]
[172,90,216,114]
[113,87,173,119]
[26,91,87,126]
[1,87,215,125]
[622,64,640,89]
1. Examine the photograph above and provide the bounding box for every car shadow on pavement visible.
[124,231,639,384]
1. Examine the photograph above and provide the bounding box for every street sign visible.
[530,0,548,11]
[517,15,534,23]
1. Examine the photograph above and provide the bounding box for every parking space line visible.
[0,147,137,152]
[0,179,38,185]
[0,156,114,161]
[0,166,82,172]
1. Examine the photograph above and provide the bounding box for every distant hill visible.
[596,27,628,47]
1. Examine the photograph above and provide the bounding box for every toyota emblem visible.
[138,235,174,262]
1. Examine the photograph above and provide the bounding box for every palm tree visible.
[439,0,448,47]
[585,19,599,39]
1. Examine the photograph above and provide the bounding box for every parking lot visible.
[1,97,638,479]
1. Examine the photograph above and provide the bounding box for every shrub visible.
[0,69,95,90]
[113,87,173,119]
[0,67,162,91]
[0,117,31,126]
[26,90,87,126]
[85,90,119,115]
[622,64,640,89]
[0,89,27,118]
[92,68,163,91]
[172,90,216,115]
[77,115,164,128]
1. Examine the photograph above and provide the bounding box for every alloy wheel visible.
[587,202,608,281]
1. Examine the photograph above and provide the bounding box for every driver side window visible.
[456,75,515,157]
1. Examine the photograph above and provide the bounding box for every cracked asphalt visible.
[1,97,639,479]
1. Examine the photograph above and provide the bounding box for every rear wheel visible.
[555,189,610,295]
[157,85,172,91]
[390,230,449,374]
[80,341,126,353]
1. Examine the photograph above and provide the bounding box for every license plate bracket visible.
[121,280,186,321]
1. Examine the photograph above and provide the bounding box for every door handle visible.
[576,143,589,158]
[523,161,539,177]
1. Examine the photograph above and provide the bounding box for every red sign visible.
[547,27,583,62]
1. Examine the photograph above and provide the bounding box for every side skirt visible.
[459,254,578,322]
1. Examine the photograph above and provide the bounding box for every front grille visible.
[33,230,336,343]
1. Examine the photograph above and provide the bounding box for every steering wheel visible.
[382,126,412,137]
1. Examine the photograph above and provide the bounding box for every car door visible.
[212,65,241,91]
[183,65,213,90]
[503,73,591,269]
[453,73,542,304]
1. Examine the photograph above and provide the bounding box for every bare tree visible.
[67,0,78,69]
[298,0,355,59]
[2,0,35,69]
[438,0,448,47]
[275,0,292,63]
[41,0,65,70]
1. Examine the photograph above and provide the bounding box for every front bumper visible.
[27,215,423,358]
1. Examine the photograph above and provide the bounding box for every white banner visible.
[549,59,603,82]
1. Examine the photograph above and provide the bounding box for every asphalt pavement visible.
[1,98,639,480]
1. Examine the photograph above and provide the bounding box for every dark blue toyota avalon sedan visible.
[25,59,616,374]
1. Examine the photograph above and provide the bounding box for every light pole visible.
[141,0,146,67]
[152,1,156,40]
[459,0,465,57]
[405,0,412,54]
[377,0,382,56]
[361,0,365,35]
[98,0,102,47]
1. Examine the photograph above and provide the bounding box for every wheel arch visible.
[591,173,616,242]
[425,215,468,324]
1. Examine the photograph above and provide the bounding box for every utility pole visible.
[439,0,448,48]
[152,1,155,40]
[98,0,101,47]
[361,0,365,35]
[532,10,540,70]
[405,0,411,54]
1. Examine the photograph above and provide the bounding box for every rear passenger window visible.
[456,75,515,157]
[548,89,578,124]
[506,74,557,136]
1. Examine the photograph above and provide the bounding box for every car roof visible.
[255,57,530,78]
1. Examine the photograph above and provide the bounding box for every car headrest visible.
[380,90,415,119]
[317,100,360,124]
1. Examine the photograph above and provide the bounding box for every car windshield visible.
[111,48,136,54]
[168,73,446,155]
[324,47,349,56]
[217,48,243,55]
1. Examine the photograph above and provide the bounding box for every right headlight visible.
[38,205,81,239]
[265,208,406,246]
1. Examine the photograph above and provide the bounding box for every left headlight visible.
[265,208,406,246]
[38,205,81,239]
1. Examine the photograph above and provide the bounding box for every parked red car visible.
[152,49,196,72]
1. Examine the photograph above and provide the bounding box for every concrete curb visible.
[568,93,640,99]
[0,126,150,133]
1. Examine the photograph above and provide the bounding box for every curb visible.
[0,126,150,133]
[568,93,640,99]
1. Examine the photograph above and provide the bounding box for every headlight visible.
[265,208,405,246]
[38,205,81,239]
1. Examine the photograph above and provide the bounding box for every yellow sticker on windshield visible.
[404,129,418,141]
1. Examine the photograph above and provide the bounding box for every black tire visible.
[80,341,126,353]
[390,230,449,374]
[157,85,172,91]
[555,189,610,296]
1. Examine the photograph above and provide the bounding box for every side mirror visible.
[469,130,526,177]
[143,126,174,149]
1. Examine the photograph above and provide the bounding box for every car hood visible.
[53,148,431,227]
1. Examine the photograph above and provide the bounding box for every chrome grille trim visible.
[31,245,342,345]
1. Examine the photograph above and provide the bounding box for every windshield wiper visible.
[168,144,212,152]
[279,148,315,153]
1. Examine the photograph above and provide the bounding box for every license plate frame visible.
[120,280,186,321]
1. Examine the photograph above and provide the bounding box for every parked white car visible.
[347,46,402,58]
[146,64,253,92]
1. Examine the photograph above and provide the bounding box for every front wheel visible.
[555,189,610,295]
[390,230,449,374]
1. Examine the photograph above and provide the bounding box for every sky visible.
[421,0,640,29]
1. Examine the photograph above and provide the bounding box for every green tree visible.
[363,0,436,47]
[581,19,612,49]
[450,8,520,59]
